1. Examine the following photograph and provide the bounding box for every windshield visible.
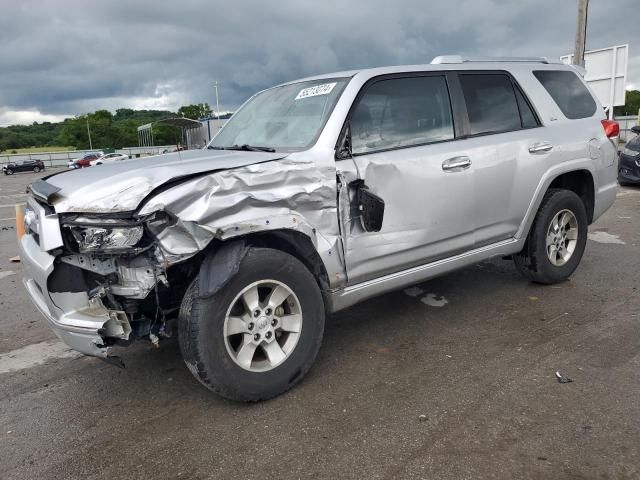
[208,78,349,152]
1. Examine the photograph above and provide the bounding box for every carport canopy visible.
[137,117,203,148]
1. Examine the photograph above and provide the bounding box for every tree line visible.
[0,103,231,152]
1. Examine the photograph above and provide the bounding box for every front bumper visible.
[618,152,640,184]
[19,233,130,358]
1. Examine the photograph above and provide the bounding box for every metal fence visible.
[0,146,177,167]
[615,115,639,144]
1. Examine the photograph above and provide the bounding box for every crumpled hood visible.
[45,149,287,213]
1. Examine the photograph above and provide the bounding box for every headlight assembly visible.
[71,225,144,252]
[622,147,639,158]
[61,212,173,253]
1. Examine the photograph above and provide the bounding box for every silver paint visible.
[19,59,618,362]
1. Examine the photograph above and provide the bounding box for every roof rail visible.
[431,55,557,65]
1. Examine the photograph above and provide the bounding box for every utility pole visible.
[86,118,93,150]
[214,82,220,120]
[573,0,589,67]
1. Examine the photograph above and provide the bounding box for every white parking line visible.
[0,341,80,374]
[0,270,16,280]
[0,203,24,208]
[0,217,16,222]
[0,194,27,199]
[588,232,626,245]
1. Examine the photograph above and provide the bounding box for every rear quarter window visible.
[533,70,597,119]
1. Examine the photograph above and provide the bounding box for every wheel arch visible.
[191,229,331,303]
[548,169,595,224]
[517,166,596,240]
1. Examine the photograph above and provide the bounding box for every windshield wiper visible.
[208,144,276,152]
[228,144,276,152]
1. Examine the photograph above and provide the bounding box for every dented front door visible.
[339,142,475,285]
[337,73,476,285]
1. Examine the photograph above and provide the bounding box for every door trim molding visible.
[325,237,523,312]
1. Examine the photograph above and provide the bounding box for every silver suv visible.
[19,56,618,401]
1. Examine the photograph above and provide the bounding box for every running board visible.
[326,238,521,312]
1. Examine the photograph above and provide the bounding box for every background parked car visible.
[618,125,640,185]
[3,159,45,175]
[67,152,103,169]
[90,152,129,166]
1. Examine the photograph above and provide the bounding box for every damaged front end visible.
[19,196,190,365]
[20,147,344,365]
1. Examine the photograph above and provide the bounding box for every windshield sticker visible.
[295,83,337,100]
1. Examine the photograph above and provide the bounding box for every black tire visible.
[5,169,13,175]
[178,247,325,401]
[33,166,40,173]
[513,188,588,284]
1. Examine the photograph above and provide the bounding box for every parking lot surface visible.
[1,169,639,479]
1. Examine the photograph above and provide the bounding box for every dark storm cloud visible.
[1,0,638,121]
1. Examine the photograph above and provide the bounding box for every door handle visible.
[528,142,553,154]
[442,156,471,171]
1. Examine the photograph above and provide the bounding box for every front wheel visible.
[33,166,40,173]
[514,188,588,284]
[179,247,325,401]
[5,169,13,175]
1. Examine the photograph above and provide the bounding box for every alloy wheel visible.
[546,209,578,266]
[223,280,303,372]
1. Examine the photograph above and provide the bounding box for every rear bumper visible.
[19,233,129,358]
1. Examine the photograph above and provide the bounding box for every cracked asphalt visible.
[0,170,639,479]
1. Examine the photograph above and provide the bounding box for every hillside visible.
[0,104,232,152]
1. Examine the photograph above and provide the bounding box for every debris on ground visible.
[418,414,428,422]
[9,256,20,263]
[420,293,448,307]
[555,371,574,383]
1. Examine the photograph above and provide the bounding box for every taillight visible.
[601,119,619,138]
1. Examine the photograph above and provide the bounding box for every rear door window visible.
[533,70,597,119]
[350,75,454,155]
[515,87,539,129]
[458,74,523,135]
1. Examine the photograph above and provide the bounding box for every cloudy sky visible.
[1,0,638,125]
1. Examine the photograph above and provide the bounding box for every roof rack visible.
[431,55,557,65]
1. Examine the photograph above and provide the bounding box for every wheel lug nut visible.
[254,333,260,341]
[271,318,277,326]
[265,308,272,315]
[265,332,272,339]
[248,322,255,331]
[254,310,260,317]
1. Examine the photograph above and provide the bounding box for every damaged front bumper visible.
[19,233,131,359]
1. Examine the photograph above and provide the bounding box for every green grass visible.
[8,146,75,154]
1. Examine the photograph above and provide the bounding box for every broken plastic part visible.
[198,240,250,299]
[555,371,574,383]
[99,355,125,369]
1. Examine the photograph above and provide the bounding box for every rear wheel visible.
[33,166,40,173]
[514,189,588,284]
[179,247,325,401]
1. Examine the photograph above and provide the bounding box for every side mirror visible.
[631,125,640,135]
[351,180,385,232]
